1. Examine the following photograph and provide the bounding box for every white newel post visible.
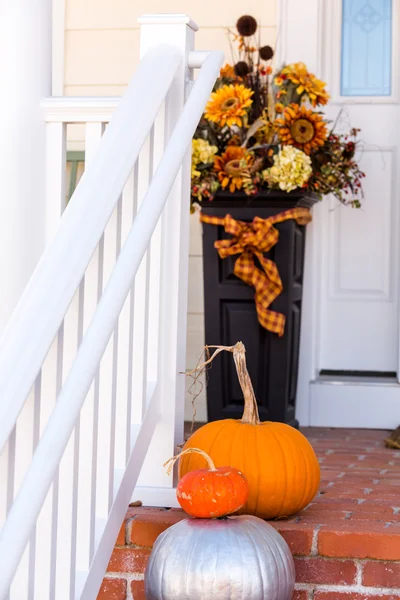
[0,1,52,335]
[134,15,196,505]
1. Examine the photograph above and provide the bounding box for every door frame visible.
[277,0,325,426]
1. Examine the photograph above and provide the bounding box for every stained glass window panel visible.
[341,0,392,96]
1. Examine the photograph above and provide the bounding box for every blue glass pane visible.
[341,0,392,96]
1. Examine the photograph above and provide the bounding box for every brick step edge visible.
[98,507,400,600]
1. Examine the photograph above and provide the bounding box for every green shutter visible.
[66,151,85,204]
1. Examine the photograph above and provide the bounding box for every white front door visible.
[281,0,400,428]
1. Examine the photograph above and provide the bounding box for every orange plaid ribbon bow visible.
[200,208,312,336]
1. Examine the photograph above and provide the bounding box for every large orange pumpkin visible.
[179,342,320,520]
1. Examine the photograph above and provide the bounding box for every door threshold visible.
[315,374,399,386]
[310,380,400,428]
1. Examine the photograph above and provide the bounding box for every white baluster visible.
[125,163,139,462]
[145,105,166,401]
[75,122,106,582]
[54,315,78,599]
[34,332,62,600]
[112,170,137,485]
[9,381,39,599]
[131,131,154,432]
[95,182,121,526]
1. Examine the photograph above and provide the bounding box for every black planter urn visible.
[201,190,319,428]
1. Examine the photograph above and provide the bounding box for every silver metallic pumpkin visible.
[144,515,295,600]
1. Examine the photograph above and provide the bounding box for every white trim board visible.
[310,380,400,429]
[52,0,66,95]
[133,487,180,508]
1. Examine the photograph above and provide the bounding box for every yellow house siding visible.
[64,0,277,95]
[64,0,277,421]
[65,26,276,93]
[65,0,276,31]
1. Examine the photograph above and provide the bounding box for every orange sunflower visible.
[214,146,253,193]
[275,104,328,155]
[281,62,329,107]
[220,64,236,79]
[205,84,253,128]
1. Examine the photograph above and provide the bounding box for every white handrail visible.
[0,43,182,454]
[0,49,223,596]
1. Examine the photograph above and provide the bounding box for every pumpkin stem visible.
[164,447,217,475]
[232,342,260,425]
[185,342,260,425]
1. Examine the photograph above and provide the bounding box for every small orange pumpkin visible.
[166,448,249,518]
[179,342,320,520]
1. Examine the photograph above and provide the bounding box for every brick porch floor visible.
[100,427,400,600]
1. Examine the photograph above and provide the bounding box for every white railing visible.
[0,14,223,600]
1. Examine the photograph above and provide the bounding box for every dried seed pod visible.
[236,15,257,37]
[234,61,251,77]
[259,45,274,61]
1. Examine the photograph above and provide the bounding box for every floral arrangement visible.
[191,15,365,209]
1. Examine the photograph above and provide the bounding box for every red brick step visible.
[99,428,400,599]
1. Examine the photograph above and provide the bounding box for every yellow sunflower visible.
[281,62,329,107]
[205,84,253,128]
[214,146,253,193]
[275,104,328,155]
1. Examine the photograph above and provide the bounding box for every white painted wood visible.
[132,48,222,492]
[9,387,36,600]
[113,170,137,483]
[145,108,167,400]
[0,440,10,530]
[52,0,66,96]
[318,0,400,375]
[131,132,154,430]
[45,123,67,243]
[43,98,119,123]
[79,388,160,599]
[55,290,80,600]
[185,314,207,423]
[33,341,62,600]
[273,0,323,426]
[95,193,122,523]
[276,0,321,72]
[135,16,196,492]
[310,379,400,429]
[72,122,106,579]
[189,212,203,256]
[0,34,223,597]
[0,0,52,336]
[281,0,400,426]
[122,165,139,466]
[188,256,205,314]
[319,150,399,372]
[0,45,182,454]
[295,202,323,426]
[132,486,180,508]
